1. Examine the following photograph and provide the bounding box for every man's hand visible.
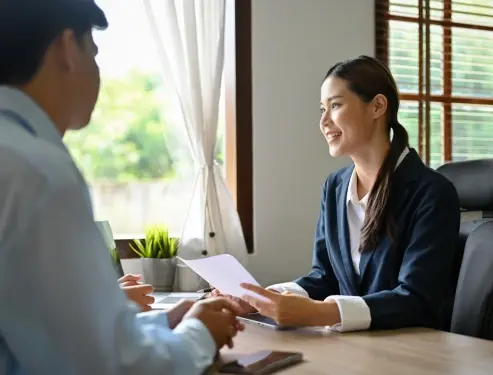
[209,289,257,316]
[183,297,245,350]
[119,274,155,312]
[118,274,142,287]
[167,300,195,329]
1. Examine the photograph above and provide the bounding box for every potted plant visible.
[129,225,179,292]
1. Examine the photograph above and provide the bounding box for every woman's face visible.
[319,76,381,158]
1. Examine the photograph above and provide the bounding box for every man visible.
[0,1,242,374]
[118,273,155,312]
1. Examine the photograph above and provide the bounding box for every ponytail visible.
[359,119,409,252]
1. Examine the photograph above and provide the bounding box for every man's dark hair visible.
[0,0,108,85]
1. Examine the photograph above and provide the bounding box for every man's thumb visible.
[119,274,142,283]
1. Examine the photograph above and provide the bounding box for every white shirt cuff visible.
[267,282,309,297]
[324,295,371,332]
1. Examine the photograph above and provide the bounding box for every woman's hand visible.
[119,274,155,312]
[209,288,257,316]
[240,283,340,328]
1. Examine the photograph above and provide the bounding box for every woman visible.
[216,55,461,332]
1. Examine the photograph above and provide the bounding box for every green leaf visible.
[130,224,177,259]
[109,247,119,264]
[130,239,146,258]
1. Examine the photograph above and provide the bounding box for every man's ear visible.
[372,94,388,120]
[52,29,82,73]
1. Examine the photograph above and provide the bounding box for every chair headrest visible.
[436,159,493,211]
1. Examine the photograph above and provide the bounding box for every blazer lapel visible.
[336,171,359,295]
[358,242,377,282]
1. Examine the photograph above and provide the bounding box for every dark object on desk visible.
[218,350,303,374]
[437,159,493,340]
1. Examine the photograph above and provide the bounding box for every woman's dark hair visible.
[0,0,108,86]
[324,55,409,252]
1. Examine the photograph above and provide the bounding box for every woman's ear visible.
[371,94,388,120]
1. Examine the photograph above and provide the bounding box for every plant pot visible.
[120,258,143,276]
[141,258,176,292]
[174,261,209,292]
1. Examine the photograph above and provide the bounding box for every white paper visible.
[177,254,269,301]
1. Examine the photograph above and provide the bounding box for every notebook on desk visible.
[237,313,295,330]
[151,292,206,310]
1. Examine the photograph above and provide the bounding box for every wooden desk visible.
[217,324,493,375]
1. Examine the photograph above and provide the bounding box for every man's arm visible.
[0,183,216,375]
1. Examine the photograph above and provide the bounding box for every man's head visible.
[0,0,108,132]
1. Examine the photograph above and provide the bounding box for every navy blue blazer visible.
[295,149,461,330]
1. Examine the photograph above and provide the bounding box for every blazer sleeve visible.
[362,177,461,330]
[294,177,340,301]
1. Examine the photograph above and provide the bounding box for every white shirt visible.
[0,86,216,375]
[269,148,410,332]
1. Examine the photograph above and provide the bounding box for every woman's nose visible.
[320,114,331,127]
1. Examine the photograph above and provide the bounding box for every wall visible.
[248,0,375,285]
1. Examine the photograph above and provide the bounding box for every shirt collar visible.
[346,147,410,207]
[0,86,66,150]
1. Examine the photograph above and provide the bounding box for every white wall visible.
[248,0,375,285]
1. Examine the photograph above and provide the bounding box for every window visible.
[64,0,253,248]
[375,0,493,168]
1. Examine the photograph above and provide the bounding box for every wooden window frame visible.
[117,0,253,257]
[224,0,253,253]
[375,0,493,165]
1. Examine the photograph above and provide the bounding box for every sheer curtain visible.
[144,0,248,265]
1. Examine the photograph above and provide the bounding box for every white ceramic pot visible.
[120,258,143,276]
[141,258,176,292]
[174,261,209,292]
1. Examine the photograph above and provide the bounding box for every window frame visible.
[224,0,253,253]
[375,0,493,165]
[116,0,254,257]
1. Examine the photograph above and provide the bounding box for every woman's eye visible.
[320,107,326,114]
[331,103,340,109]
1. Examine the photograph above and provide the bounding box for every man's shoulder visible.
[0,133,82,203]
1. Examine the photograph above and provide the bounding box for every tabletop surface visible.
[215,323,493,375]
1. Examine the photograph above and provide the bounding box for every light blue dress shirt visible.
[0,86,216,375]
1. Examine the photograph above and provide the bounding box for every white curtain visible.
[144,0,248,264]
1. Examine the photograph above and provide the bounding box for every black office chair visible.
[437,159,493,340]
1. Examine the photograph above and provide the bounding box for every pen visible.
[197,287,214,293]
[196,287,214,301]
